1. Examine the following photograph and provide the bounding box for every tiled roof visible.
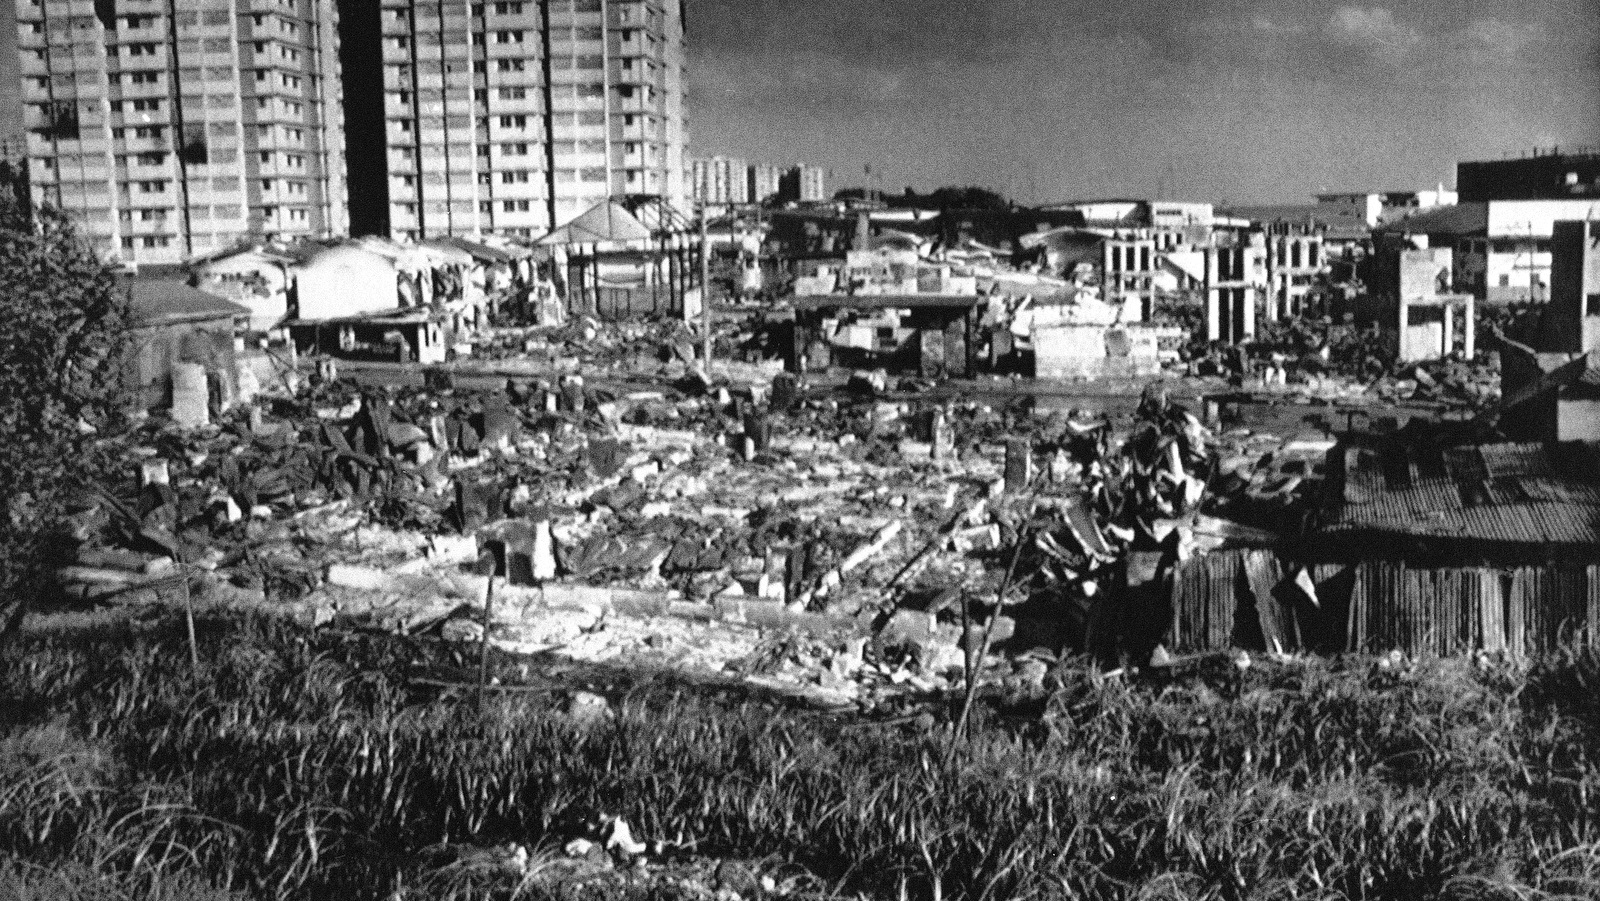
[127,277,250,326]
[1323,441,1600,546]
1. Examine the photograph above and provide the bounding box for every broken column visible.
[560,375,586,414]
[1005,438,1033,493]
[743,411,771,454]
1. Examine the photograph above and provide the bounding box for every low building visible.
[126,278,249,412]
[1500,219,1600,442]
[286,311,449,365]
[190,243,306,334]
[1314,187,1457,229]
[1382,199,1600,303]
[1357,246,1475,363]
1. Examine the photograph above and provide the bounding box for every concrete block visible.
[170,363,209,429]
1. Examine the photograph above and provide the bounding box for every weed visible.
[3,612,1600,900]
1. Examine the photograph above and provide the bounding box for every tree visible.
[0,192,132,640]
[892,186,1014,211]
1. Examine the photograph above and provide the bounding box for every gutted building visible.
[1500,219,1600,442]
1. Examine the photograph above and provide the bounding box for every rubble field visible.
[54,314,1497,717]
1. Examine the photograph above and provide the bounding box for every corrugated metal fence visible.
[1171,550,1600,655]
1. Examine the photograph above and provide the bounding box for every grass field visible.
[3,610,1599,900]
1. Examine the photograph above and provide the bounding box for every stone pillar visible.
[1464,296,1476,360]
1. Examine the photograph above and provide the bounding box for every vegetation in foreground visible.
[3,611,1600,901]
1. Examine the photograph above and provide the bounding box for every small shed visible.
[539,200,700,320]
[126,278,249,411]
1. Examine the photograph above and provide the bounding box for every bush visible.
[0,194,131,637]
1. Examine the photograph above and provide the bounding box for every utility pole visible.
[700,209,712,375]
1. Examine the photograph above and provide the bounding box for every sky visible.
[687,0,1600,205]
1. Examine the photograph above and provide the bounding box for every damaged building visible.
[1500,219,1600,442]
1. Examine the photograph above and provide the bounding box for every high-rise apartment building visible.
[377,0,687,241]
[13,0,348,265]
[749,162,780,204]
[795,164,827,202]
[689,155,749,207]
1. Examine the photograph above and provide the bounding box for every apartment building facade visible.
[748,161,780,204]
[379,0,686,241]
[689,154,746,208]
[14,0,347,266]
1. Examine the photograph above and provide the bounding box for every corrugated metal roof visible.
[1325,441,1600,546]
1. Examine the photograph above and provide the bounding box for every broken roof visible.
[438,235,515,264]
[1377,202,1489,237]
[1322,440,1600,548]
[1501,349,1600,411]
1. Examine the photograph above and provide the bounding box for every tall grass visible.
[3,612,1600,900]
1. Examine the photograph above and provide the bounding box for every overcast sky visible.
[687,0,1600,205]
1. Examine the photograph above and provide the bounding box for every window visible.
[498,114,526,128]
[502,199,529,212]
[1587,294,1600,317]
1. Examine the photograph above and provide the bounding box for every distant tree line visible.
[832,185,1015,211]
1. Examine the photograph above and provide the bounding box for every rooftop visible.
[1322,440,1600,548]
[791,294,985,311]
[1376,202,1488,237]
[127,277,250,327]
